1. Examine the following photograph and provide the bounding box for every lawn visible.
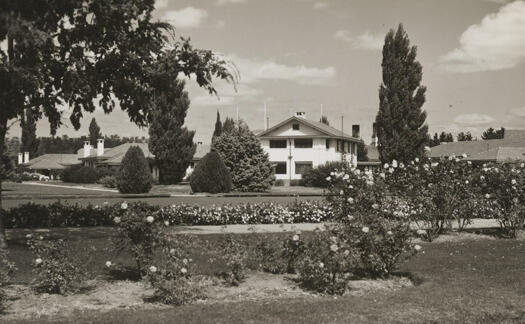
[2,228,525,323]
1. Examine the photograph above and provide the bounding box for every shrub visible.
[62,165,99,183]
[253,233,305,274]
[190,151,232,193]
[97,175,118,188]
[117,146,153,194]
[301,161,350,188]
[27,235,88,294]
[218,236,248,286]
[0,250,16,313]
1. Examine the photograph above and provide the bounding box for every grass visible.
[2,228,525,323]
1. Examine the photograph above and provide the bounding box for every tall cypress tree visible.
[376,24,429,163]
[212,110,222,142]
[20,109,39,159]
[149,79,196,184]
[88,118,102,145]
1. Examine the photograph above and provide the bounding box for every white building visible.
[257,112,363,182]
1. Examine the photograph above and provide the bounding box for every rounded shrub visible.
[300,161,349,188]
[117,146,153,194]
[62,165,99,183]
[190,151,232,193]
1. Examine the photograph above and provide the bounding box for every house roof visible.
[429,129,525,159]
[257,116,361,142]
[98,143,154,165]
[467,147,525,162]
[24,154,81,170]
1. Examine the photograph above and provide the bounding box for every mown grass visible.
[3,229,525,323]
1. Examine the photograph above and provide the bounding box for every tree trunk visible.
[0,118,8,248]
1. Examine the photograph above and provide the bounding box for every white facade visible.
[258,116,360,181]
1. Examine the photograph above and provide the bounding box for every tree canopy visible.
[481,127,505,140]
[88,118,102,146]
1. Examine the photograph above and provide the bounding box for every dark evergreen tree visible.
[481,127,505,140]
[117,146,152,194]
[320,115,330,126]
[457,131,473,142]
[222,117,236,134]
[429,132,441,147]
[439,132,454,143]
[212,120,274,192]
[212,110,222,142]
[149,80,196,184]
[190,151,232,193]
[357,141,369,161]
[375,24,429,163]
[20,109,39,159]
[88,118,102,146]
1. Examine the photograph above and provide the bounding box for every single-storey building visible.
[22,153,81,177]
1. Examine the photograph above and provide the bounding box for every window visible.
[351,143,356,154]
[274,162,287,174]
[295,162,313,175]
[294,138,313,148]
[325,139,330,149]
[292,123,300,130]
[269,140,287,148]
[336,140,340,152]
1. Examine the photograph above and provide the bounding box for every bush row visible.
[3,200,333,229]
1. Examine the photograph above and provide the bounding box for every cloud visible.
[154,0,168,10]
[192,83,261,107]
[453,113,496,126]
[440,1,525,72]
[162,7,208,29]
[216,0,247,5]
[313,2,328,9]
[228,54,336,85]
[334,30,384,51]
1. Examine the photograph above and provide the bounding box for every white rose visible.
[105,261,112,268]
[347,197,354,204]
[344,250,350,256]
[113,217,121,224]
[121,202,128,210]
[164,220,170,226]
[181,267,187,274]
[292,234,300,241]
[414,245,422,251]
[485,194,490,199]
[26,234,33,239]
[415,157,419,163]
[383,163,389,169]
[511,179,517,185]
[149,266,157,273]
[330,244,338,252]
[392,160,398,168]
[35,258,43,265]
[362,226,370,233]
[319,262,324,269]
[386,230,393,236]
[372,203,379,210]
[379,173,386,179]
[170,248,176,255]
[146,216,154,223]
[182,258,188,265]
[325,176,331,181]
[424,146,431,152]
[416,229,426,235]
[462,153,467,158]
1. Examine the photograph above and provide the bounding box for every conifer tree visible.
[117,146,152,194]
[20,109,39,159]
[376,24,429,163]
[88,118,102,146]
[212,110,222,142]
[222,117,236,134]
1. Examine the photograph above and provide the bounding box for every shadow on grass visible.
[105,266,142,282]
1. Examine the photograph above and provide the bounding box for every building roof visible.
[257,116,361,142]
[24,154,81,170]
[429,129,525,159]
[98,143,154,165]
[467,147,525,162]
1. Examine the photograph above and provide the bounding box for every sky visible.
[8,0,525,144]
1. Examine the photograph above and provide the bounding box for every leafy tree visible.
[149,80,195,184]
[0,0,236,247]
[212,110,222,142]
[20,109,39,159]
[429,132,441,147]
[190,151,232,193]
[481,127,505,140]
[212,121,274,192]
[357,141,369,161]
[320,115,330,126]
[88,118,102,146]
[375,24,429,163]
[457,131,473,142]
[117,146,152,194]
[439,132,454,143]
[222,117,236,134]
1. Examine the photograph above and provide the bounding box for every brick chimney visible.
[352,124,360,138]
[83,141,91,158]
[97,138,104,156]
[295,112,306,119]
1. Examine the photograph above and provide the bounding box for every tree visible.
[375,24,429,163]
[212,110,222,142]
[88,118,102,146]
[117,146,152,194]
[320,115,330,126]
[457,131,473,142]
[481,127,505,140]
[0,1,236,247]
[439,132,453,143]
[212,120,274,192]
[357,141,369,161]
[429,132,441,147]
[149,80,196,184]
[20,109,39,159]
[222,117,236,134]
[190,151,232,193]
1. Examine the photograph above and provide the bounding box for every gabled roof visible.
[467,147,525,162]
[25,154,81,170]
[257,116,361,142]
[98,143,154,165]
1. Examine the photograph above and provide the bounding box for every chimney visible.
[24,151,29,163]
[371,122,377,146]
[352,124,360,138]
[18,153,23,165]
[97,138,104,156]
[83,141,91,158]
[295,112,306,119]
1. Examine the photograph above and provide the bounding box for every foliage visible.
[481,127,505,140]
[0,249,15,313]
[253,232,306,274]
[62,165,100,183]
[301,161,350,188]
[212,110,222,142]
[88,118,102,146]
[20,110,39,159]
[218,236,248,286]
[27,235,89,294]
[457,131,473,141]
[97,175,118,188]
[117,146,153,194]
[212,121,275,192]
[376,24,429,163]
[148,78,196,185]
[357,141,369,161]
[190,151,232,193]
[222,117,236,134]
